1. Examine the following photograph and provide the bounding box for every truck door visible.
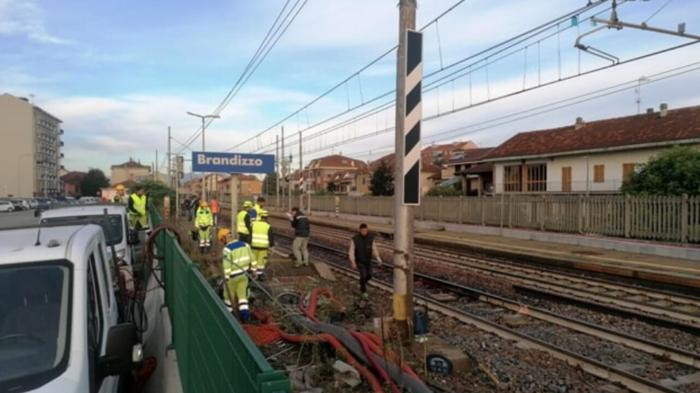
[87,244,119,393]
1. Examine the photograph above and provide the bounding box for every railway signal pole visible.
[393,0,419,341]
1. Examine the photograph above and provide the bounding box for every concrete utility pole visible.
[393,0,417,340]
[276,134,280,208]
[230,174,239,231]
[281,126,286,209]
[187,111,220,201]
[167,126,172,187]
[299,130,303,208]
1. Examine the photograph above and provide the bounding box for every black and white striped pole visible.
[393,0,420,342]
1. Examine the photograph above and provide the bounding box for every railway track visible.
[271,218,700,331]
[274,233,700,393]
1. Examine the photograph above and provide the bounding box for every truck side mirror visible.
[127,229,140,245]
[99,323,140,376]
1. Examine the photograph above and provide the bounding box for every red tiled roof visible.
[369,153,441,175]
[484,105,700,160]
[307,154,368,170]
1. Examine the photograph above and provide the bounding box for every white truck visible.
[39,205,138,268]
[0,224,142,392]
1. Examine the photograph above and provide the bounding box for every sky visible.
[2,0,700,176]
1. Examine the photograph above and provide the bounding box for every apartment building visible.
[0,93,64,197]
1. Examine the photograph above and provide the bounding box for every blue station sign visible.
[191,151,275,174]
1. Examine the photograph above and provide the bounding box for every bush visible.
[622,146,700,196]
[426,185,462,197]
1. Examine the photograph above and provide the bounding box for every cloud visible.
[0,0,71,45]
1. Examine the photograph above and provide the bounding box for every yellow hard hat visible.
[200,201,209,208]
[243,200,253,208]
[217,228,231,244]
[115,184,125,191]
[259,210,269,218]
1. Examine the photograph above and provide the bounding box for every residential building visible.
[328,167,371,195]
[305,154,369,193]
[61,171,86,197]
[484,104,700,193]
[216,174,263,198]
[0,93,64,197]
[369,153,442,196]
[111,158,151,185]
[443,148,495,196]
[422,140,478,165]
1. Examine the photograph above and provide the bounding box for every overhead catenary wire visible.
[336,60,700,161]
[175,0,307,154]
[262,56,700,159]
[234,0,615,153]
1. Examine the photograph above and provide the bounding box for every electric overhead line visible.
[337,60,700,161]
[258,41,700,159]
[251,1,623,153]
[231,0,613,153]
[175,0,308,154]
[224,0,480,152]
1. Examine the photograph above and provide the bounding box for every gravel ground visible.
[271,235,634,393]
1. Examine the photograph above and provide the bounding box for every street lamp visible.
[186,111,220,201]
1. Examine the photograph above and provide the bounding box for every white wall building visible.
[484,104,700,194]
[0,94,64,197]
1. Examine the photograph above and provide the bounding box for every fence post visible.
[438,196,443,222]
[480,195,486,226]
[458,196,463,224]
[577,194,584,233]
[508,194,513,228]
[499,193,504,228]
[681,194,689,244]
[540,194,546,231]
[624,194,631,238]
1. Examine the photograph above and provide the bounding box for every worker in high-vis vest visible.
[195,200,214,248]
[218,228,256,322]
[251,210,274,279]
[251,196,265,222]
[236,200,254,244]
[112,184,127,204]
[128,187,149,230]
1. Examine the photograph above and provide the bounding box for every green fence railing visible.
[150,208,289,393]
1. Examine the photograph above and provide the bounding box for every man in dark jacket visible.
[288,207,310,267]
[348,223,382,298]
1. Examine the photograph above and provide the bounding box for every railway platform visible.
[271,211,700,290]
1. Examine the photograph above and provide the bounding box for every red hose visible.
[351,331,400,393]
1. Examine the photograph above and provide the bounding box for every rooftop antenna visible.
[635,76,649,114]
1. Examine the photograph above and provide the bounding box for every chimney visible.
[659,103,668,118]
[574,117,585,130]
[646,108,654,114]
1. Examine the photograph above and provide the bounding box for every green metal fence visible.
[150,208,289,393]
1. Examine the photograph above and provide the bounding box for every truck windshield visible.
[42,214,123,245]
[0,262,71,392]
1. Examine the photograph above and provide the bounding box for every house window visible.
[503,165,521,192]
[593,165,605,183]
[561,166,572,192]
[526,164,547,192]
[622,163,636,182]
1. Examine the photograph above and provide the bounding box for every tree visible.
[622,146,700,196]
[131,179,176,212]
[262,173,278,195]
[370,159,394,196]
[80,169,109,197]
